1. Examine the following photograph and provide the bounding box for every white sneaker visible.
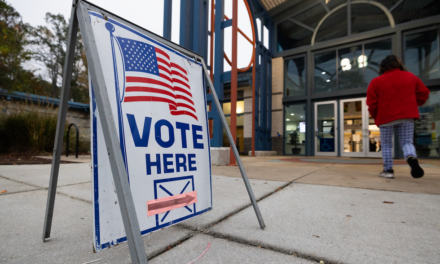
[379,170,394,179]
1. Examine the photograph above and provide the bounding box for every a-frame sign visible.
[42,1,265,263]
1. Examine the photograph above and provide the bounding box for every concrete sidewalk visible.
[1,161,439,263]
[212,156,440,194]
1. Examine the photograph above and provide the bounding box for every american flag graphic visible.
[116,37,197,120]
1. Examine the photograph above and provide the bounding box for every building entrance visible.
[315,98,392,158]
[340,98,389,158]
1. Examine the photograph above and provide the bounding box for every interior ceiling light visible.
[291,113,294,116]
[322,72,326,74]
[341,58,351,71]
[326,79,330,82]
[286,119,290,121]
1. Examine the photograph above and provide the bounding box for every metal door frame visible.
[340,98,393,158]
[340,98,367,157]
[314,100,338,156]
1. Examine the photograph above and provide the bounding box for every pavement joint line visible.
[178,227,338,264]
[57,181,91,187]
[0,188,45,195]
[290,164,335,182]
[174,165,341,264]
[180,165,334,232]
[0,174,45,189]
[55,191,93,204]
[0,174,92,198]
[147,231,196,260]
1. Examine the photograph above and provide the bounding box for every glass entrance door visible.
[315,101,338,156]
[340,98,390,158]
[365,110,383,158]
[340,99,365,157]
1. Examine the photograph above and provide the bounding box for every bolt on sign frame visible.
[42,1,265,263]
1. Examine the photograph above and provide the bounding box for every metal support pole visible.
[76,2,148,263]
[42,0,79,241]
[209,0,215,81]
[212,0,225,147]
[201,60,266,230]
[179,0,194,49]
[163,0,172,40]
[251,46,256,157]
[229,0,238,165]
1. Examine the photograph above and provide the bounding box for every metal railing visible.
[66,123,79,158]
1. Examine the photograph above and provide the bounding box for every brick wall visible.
[271,57,284,155]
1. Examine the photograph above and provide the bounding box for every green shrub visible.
[0,100,59,153]
[0,99,91,155]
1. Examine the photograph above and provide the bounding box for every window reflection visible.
[405,29,440,81]
[314,39,392,93]
[415,91,440,158]
[314,50,337,93]
[364,39,392,85]
[338,45,363,90]
[285,57,306,97]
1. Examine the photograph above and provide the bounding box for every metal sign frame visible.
[42,1,265,263]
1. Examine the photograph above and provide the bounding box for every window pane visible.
[392,0,440,24]
[223,102,231,115]
[415,91,440,158]
[285,57,306,97]
[237,115,244,126]
[236,101,244,114]
[364,39,392,86]
[277,20,313,52]
[314,50,337,93]
[284,104,306,155]
[315,7,347,43]
[351,4,390,34]
[317,103,336,153]
[223,101,244,115]
[338,45,363,90]
[405,29,440,81]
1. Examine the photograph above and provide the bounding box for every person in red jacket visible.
[367,55,430,179]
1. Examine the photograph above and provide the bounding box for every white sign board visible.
[87,12,212,251]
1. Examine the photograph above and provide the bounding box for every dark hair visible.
[379,55,406,75]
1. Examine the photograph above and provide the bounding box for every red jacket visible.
[366,69,430,126]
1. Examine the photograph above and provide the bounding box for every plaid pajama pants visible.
[380,120,416,170]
